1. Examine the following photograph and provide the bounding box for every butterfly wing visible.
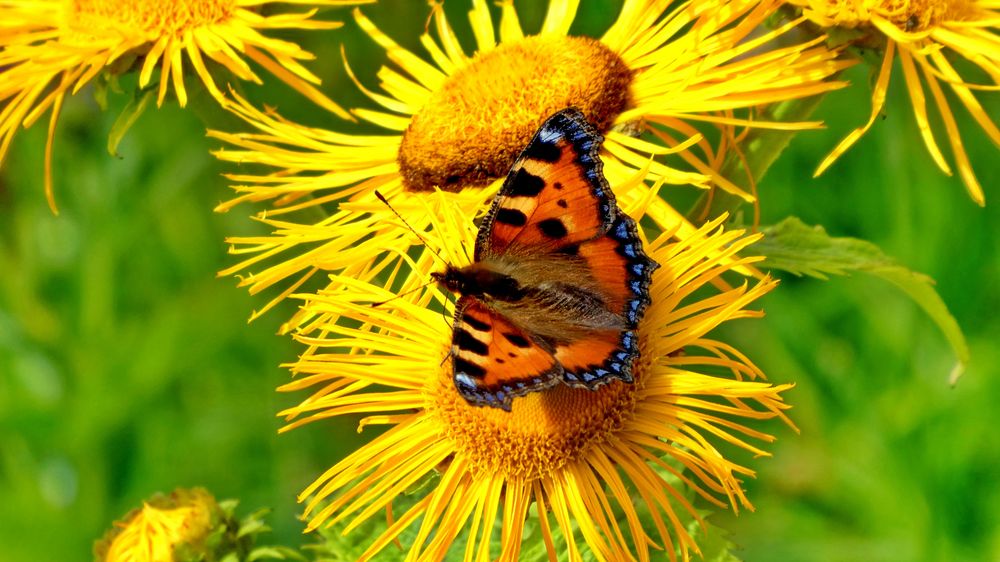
[475,108,616,259]
[453,108,659,407]
[450,296,563,411]
[554,214,658,387]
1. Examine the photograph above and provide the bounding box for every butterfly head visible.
[432,263,524,302]
[430,267,462,294]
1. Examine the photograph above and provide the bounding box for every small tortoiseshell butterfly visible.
[432,108,659,411]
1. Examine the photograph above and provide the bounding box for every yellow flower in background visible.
[211,0,849,321]
[0,0,365,212]
[94,488,217,562]
[794,0,1000,204]
[278,198,792,561]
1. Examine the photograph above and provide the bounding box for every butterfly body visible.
[436,109,659,411]
[435,255,626,343]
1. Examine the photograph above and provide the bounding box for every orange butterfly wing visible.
[448,108,657,408]
[555,214,656,386]
[475,110,616,259]
[450,296,563,411]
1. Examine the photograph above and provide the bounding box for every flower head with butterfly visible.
[210,0,849,322]
[279,111,792,561]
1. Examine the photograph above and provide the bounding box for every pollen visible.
[430,353,648,480]
[71,0,235,35]
[398,35,632,193]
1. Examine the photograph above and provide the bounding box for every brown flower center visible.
[806,0,973,31]
[429,352,650,480]
[71,0,235,35]
[398,35,632,193]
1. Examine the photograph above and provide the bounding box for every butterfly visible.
[432,108,659,411]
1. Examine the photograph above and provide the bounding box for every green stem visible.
[688,91,830,222]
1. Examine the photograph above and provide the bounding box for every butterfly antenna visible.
[374,190,448,264]
[439,296,456,368]
[438,290,456,327]
[370,279,437,308]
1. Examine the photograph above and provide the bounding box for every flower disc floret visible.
[71,0,234,35]
[398,35,632,192]
[802,0,976,30]
[431,359,641,480]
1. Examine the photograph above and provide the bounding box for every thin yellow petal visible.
[44,91,64,215]
[815,41,896,176]
[899,48,952,173]
[468,0,496,53]
[920,57,986,204]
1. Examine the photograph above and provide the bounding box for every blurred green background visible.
[1,2,997,561]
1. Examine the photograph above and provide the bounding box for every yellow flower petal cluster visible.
[0,0,365,211]
[210,0,849,321]
[793,0,1000,204]
[94,488,218,562]
[278,196,792,562]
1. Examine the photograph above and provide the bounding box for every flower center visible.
[71,0,235,35]
[811,0,972,30]
[429,352,648,480]
[398,35,633,193]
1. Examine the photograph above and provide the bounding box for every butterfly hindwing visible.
[451,296,563,411]
[555,329,638,386]
[554,213,658,387]
[476,109,616,259]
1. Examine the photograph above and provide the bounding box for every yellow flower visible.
[794,0,1000,204]
[94,488,217,562]
[277,198,792,561]
[0,0,365,212]
[211,0,848,320]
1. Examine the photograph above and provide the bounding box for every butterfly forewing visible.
[576,215,658,328]
[476,110,616,259]
[451,297,563,411]
[554,214,657,386]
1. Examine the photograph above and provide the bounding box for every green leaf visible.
[755,217,969,383]
[248,546,306,561]
[693,514,743,562]
[218,499,241,516]
[107,89,154,158]
[92,76,109,112]
[237,517,270,539]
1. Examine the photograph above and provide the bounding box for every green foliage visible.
[756,217,908,278]
[710,60,1000,561]
[0,88,345,562]
[108,89,155,158]
[755,217,969,382]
